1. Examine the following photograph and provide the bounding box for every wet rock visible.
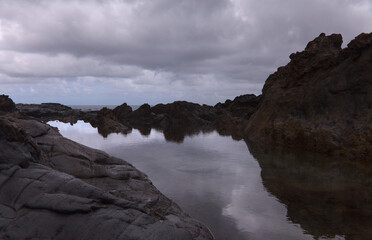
[245,33,372,161]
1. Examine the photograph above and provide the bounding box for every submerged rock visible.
[245,33,372,161]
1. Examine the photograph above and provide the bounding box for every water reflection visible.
[48,120,372,240]
[247,142,372,240]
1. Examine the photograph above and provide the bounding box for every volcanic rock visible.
[245,33,372,161]
[113,102,132,119]
[89,107,130,137]
[16,102,82,123]
[0,95,16,114]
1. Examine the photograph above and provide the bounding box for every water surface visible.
[48,120,372,240]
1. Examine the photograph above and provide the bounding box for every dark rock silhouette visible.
[0,95,16,114]
[16,95,261,142]
[113,102,133,119]
[14,32,371,160]
[245,33,372,161]
[16,102,82,124]
[89,107,131,137]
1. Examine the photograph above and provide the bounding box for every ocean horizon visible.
[69,104,141,111]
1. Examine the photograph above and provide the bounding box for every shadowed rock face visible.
[245,33,372,161]
[246,141,372,240]
[0,95,16,114]
[0,114,214,240]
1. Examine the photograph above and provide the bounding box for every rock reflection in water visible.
[247,142,372,240]
[48,120,371,240]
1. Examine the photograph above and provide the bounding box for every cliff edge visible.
[245,33,372,161]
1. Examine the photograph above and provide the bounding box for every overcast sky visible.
[1,0,371,105]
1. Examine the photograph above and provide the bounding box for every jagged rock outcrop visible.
[113,102,133,119]
[214,94,261,140]
[15,94,262,142]
[245,33,372,161]
[0,95,16,114]
[215,94,261,120]
[0,106,214,239]
[99,96,261,142]
[89,107,131,137]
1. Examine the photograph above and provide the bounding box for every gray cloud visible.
[0,0,372,104]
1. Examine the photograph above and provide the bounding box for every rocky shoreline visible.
[15,34,372,161]
[16,32,372,161]
[0,97,214,240]
[1,32,371,239]
[16,93,261,141]
[245,32,372,161]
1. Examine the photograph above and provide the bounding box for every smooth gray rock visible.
[0,116,214,240]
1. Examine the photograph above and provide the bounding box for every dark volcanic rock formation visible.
[245,33,372,161]
[89,107,131,137]
[82,96,261,142]
[0,108,213,239]
[16,102,84,123]
[0,95,16,114]
[214,94,262,140]
[15,94,262,142]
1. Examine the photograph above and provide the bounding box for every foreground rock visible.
[245,33,372,161]
[0,102,214,239]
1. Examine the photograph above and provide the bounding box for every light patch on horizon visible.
[0,0,372,104]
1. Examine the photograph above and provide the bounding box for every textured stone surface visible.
[245,33,372,161]
[0,116,214,240]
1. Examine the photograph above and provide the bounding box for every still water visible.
[48,120,372,240]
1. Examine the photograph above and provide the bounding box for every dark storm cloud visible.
[0,0,372,104]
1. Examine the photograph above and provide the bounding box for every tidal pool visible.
[48,120,372,240]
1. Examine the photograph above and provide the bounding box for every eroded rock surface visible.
[0,111,214,239]
[245,33,372,161]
